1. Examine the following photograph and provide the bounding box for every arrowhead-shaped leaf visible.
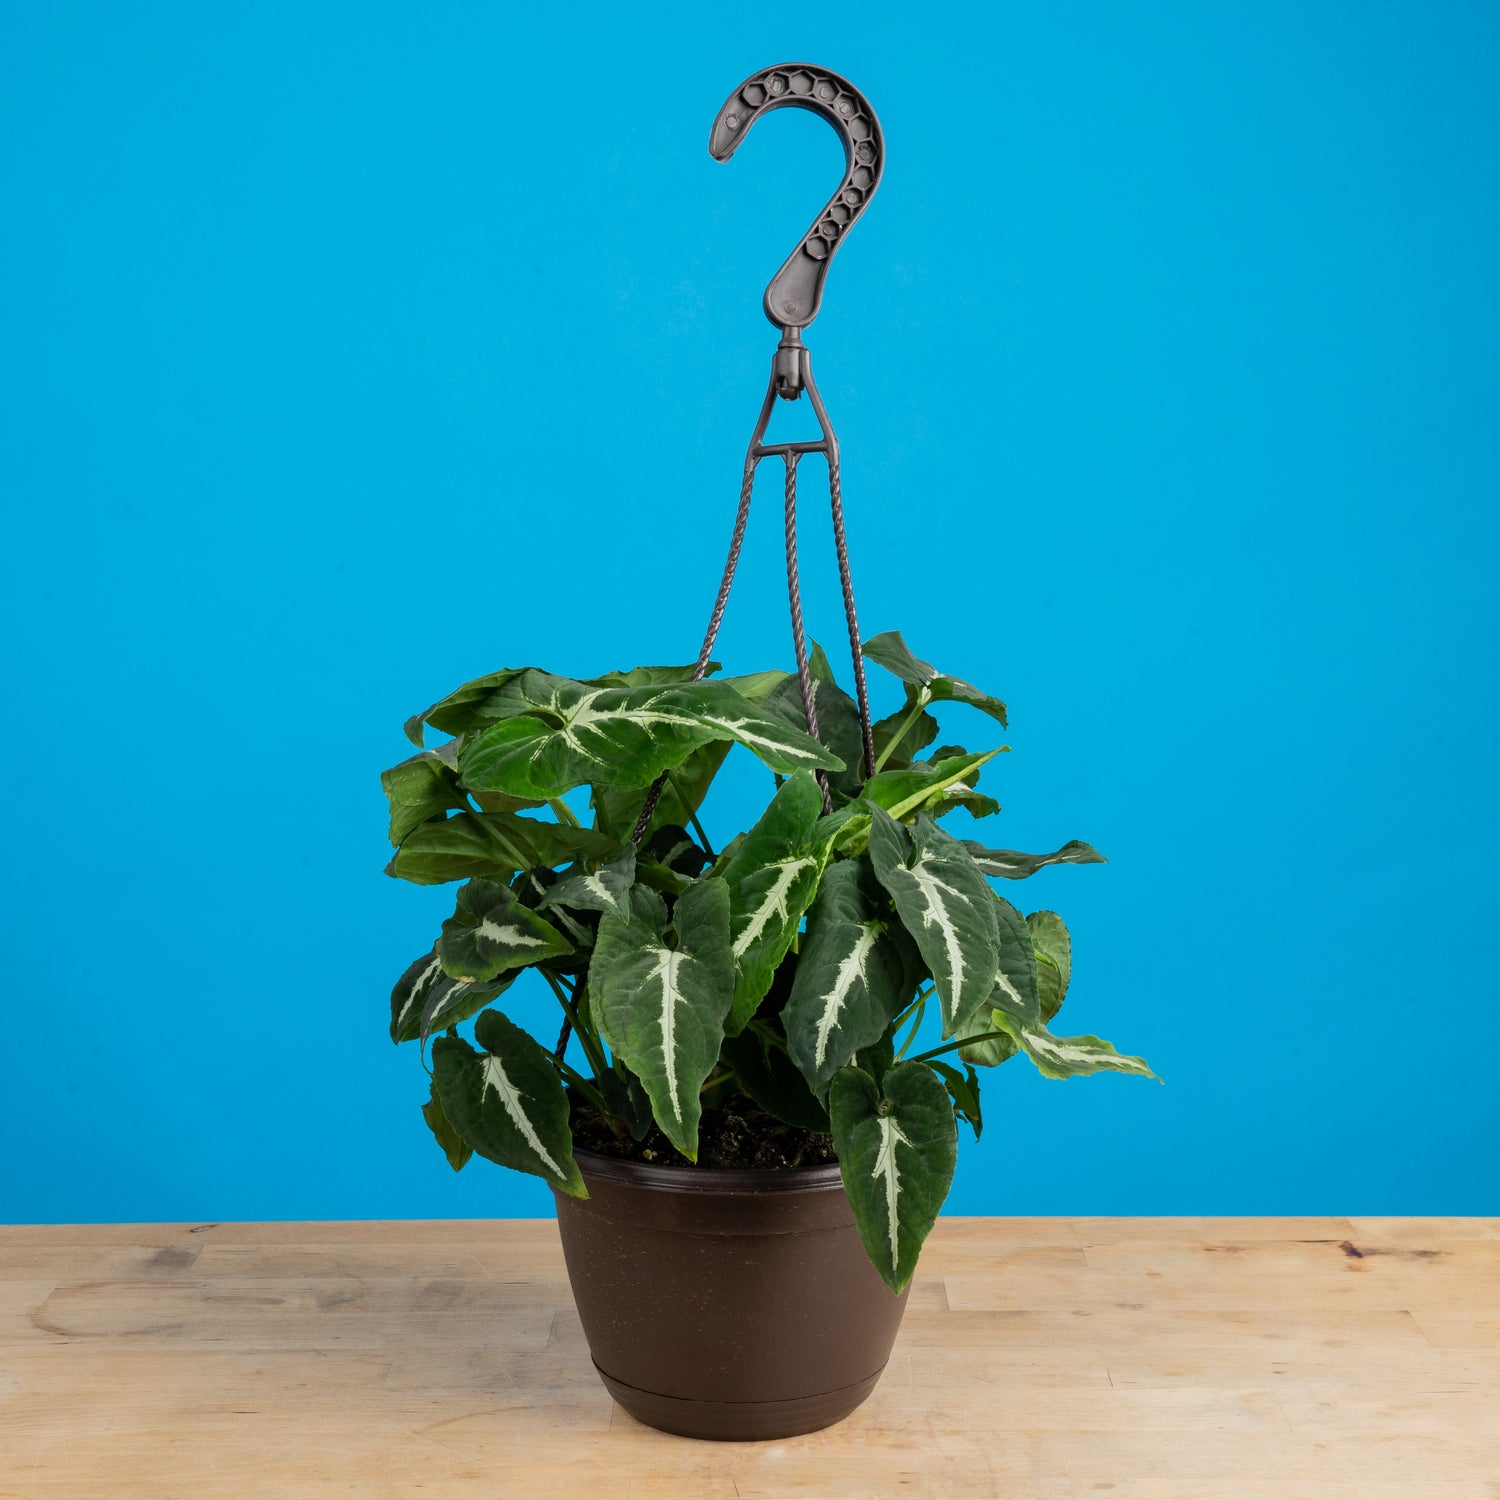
[591,878,735,1160]
[592,740,732,845]
[828,1060,957,1293]
[926,1058,984,1141]
[459,675,840,802]
[782,857,917,1092]
[432,1011,586,1196]
[437,879,572,982]
[862,749,1003,823]
[962,839,1106,880]
[721,1012,832,1133]
[868,808,1000,1038]
[405,667,535,748]
[386,810,617,885]
[722,772,829,1035]
[862,632,1008,728]
[421,1076,472,1170]
[389,949,518,1045]
[990,1004,1158,1082]
[539,848,637,922]
[1027,909,1072,1023]
[381,744,470,845]
[763,650,869,797]
[959,891,1041,1066]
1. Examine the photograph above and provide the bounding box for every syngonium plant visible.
[384,634,1155,1292]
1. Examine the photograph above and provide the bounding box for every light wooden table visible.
[1,1216,1495,1498]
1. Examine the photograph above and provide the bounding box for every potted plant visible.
[383,634,1155,1439]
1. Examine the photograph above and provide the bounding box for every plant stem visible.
[554,1059,616,1124]
[548,798,580,828]
[907,1031,1009,1065]
[872,696,929,774]
[894,999,927,1060]
[890,987,935,1034]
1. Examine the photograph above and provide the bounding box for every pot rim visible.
[572,1146,845,1196]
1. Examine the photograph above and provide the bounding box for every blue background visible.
[4,3,1496,1225]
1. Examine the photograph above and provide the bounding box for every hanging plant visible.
[384,633,1155,1293]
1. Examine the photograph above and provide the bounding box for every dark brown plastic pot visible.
[552,1148,910,1441]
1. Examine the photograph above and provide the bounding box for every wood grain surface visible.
[1,1216,1496,1498]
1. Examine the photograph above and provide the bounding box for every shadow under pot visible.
[552,1149,911,1442]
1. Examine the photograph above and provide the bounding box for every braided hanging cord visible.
[631,349,873,842]
[782,454,834,814]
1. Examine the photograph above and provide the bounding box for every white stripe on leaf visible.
[481,1054,566,1178]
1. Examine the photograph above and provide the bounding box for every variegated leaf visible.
[1027,909,1071,1023]
[963,839,1106,880]
[862,632,1008,728]
[721,772,829,1035]
[539,848,637,922]
[868,808,1000,1039]
[437,879,572,983]
[432,1011,586,1197]
[782,857,916,1092]
[389,948,515,1045]
[421,1076,471,1170]
[591,878,734,1160]
[386,810,616,885]
[989,1003,1158,1082]
[959,892,1040,1066]
[829,1060,957,1293]
[459,674,840,802]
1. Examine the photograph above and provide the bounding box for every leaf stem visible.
[894,999,927,1060]
[907,1030,1009,1065]
[872,696,929,774]
[553,1059,614,1121]
[548,798,581,828]
[541,970,608,1077]
[890,986,935,1033]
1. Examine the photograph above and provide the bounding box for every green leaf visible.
[1027,910,1072,1023]
[585,662,713,689]
[437,879,572,982]
[432,1011,586,1196]
[867,808,1000,1039]
[422,1076,472,1171]
[871,700,940,771]
[926,1059,983,1141]
[763,662,868,798]
[862,749,1003,823]
[990,1005,1158,1082]
[828,1060,958,1293]
[962,839,1106,880]
[721,1012,832,1133]
[386,811,617,885]
[594,1060,655,1141]
[539,848,637,922]
[718,669,788,704]
[381,745,470,845]
[389,949,516,1045]
[459,675,840,802]
[782,857,916,1093]
[405,667,534,747]
[721,772,830,1035]
[591,740,732,845]
[591,878,735,1160]
[862,632,1008,728]
[959,892,1040,1066]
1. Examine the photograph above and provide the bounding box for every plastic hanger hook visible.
[710,64,884,337]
